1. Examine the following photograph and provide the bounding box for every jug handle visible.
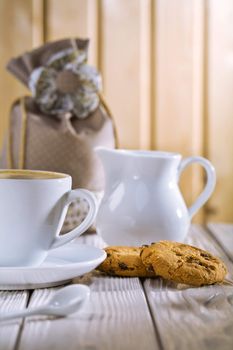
[178,156,216,219]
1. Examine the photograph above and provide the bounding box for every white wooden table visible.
[0,224,233,350]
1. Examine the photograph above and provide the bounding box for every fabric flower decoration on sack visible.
[29,46,102,118]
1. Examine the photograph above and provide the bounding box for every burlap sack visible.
[3,96,116,190]
[1,38,117,233]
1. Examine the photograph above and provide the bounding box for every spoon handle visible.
[0,307,43,322]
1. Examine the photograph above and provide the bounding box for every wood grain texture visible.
[87,0,100,68]
[138,0,151,150]
[0,1,232,222]
[45,0,89,39]
[32,0,44,47]
[0,291,29,350]
[205,0,233,222]
[18,277,158,350]
[143,225,233,350]
[207,223,233,262]
[45,0,99,67]
[0,0,32,148]
[101,0,151,149]
[17,233,159,350]
[1,226,233,349]
[153,0,205,221]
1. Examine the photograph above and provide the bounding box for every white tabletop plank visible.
[207,223,233,261]
[17,234,159,350]
[2,226,233,350]
[143,224,233,350]
[0,291,29,350]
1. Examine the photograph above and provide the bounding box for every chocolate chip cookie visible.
[141,241,227,286]
[97,246,156,277]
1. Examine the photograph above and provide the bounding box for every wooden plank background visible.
[0,0,232,223]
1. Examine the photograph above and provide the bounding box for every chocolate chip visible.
[208,265,216,271]
[200,252,211,258]
[119,262,128,270]
[146,265,154,273]
[175,252,182,256]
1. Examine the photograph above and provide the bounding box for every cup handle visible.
[51,189,97,249]
[178,156,216,219]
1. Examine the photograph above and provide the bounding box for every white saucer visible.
[0,243,106,290]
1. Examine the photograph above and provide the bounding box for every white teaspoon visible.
[0,284,90,322]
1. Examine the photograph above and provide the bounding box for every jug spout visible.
[95,147,122,186]
[95,146,113,160]
[95,147,119,167]
[95,146,114,165]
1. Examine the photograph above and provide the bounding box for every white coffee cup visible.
[0,169,97,267]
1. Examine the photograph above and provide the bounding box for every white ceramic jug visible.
[95,148,216,246]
